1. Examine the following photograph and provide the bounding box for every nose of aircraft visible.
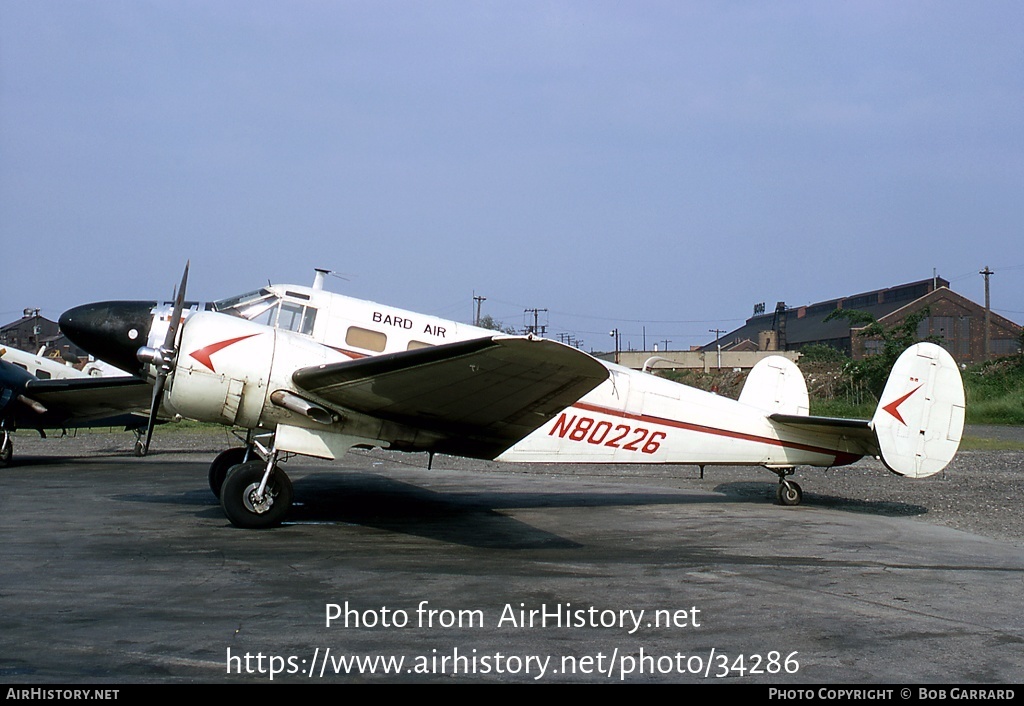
[59,301,157,376]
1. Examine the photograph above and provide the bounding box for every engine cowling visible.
[164,311,346,430]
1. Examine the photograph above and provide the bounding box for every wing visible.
[22,375,153,427]
[293,336,609,459]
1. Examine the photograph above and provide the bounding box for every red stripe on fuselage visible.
[571,401,862,466]
[326,345,368,359]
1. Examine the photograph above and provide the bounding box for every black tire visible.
[0,437,11,467]
[133,439,146,457]
[220,460,293,529]
[776,480,802,507]
[208,447,249,498]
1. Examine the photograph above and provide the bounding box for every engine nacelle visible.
[164,311,347,430]
[0,362,35,418]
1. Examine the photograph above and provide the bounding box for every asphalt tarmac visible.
[1,430,1022,684]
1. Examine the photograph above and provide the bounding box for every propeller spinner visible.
[135,262,190,456]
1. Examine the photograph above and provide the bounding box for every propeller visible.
[135,261,190,456]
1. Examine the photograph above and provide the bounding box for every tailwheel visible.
[132,428,147,457]
[1,431,12,467]
[776,479,803,507]
[221,460,293,529]
[208,447,249,498]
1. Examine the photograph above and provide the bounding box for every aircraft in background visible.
[0,346,151,466]
[59,265,966,528]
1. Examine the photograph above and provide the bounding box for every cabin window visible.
[300,307,317,335]
[13,362,27,371]
[346,326,387,352]
[35,369,51,380]
[407,341,432,351]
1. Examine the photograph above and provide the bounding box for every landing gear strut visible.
[771,467,803,506]
[209,429,265,498]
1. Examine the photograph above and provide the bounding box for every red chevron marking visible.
[882,385,922,426]
[189,334,259,373]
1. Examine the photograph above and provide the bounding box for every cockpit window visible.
[278,301,317,335]
[212,288,316,335]
[212,289,278,319]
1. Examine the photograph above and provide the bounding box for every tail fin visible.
[738,355,810,416]
[871,342,965,478]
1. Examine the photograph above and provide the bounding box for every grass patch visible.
[804,354,1024,426]
[152,419,227,435]
[808,398,874,420]
[962,356,1024,425]
[959,436,1024,451]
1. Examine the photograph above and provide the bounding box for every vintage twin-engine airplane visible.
[59,265,966,528]
[0,346,150,466]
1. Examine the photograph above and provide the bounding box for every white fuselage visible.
[151,283,865,469]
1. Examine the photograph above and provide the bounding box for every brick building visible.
[1,310,60,353]
[1,310,87,360]
[704,278,1021,366]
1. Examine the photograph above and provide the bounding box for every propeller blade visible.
[142,373,166,455]
[163,261,190,351]
[138,261,189,457]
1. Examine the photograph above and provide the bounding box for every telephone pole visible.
[710,328,725,369]
[980,266,993,360]
[524,308,547,336]
[473,294,486,326]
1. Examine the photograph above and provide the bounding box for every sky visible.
[2,1,1022,353]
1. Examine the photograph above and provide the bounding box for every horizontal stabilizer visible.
[770,412,873,438]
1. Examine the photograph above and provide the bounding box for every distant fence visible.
[593,350,801,372]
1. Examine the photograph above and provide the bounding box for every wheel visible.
[0,436,12,467]
[208,447,249,498]
[220,460,293,529]
[133,439,146,457]
[776,480,802,506]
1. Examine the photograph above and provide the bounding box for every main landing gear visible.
[772,467,803,507]
[221,458,293,529]
[212,430,294,528]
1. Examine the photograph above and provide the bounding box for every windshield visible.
[212,289,279,323]
[211,288,317,335]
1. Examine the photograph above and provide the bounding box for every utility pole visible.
[524,308,547,336]
[610,328,621,364]
[473,294,486,326]
[710,328,725,369]
[980,266,993,360]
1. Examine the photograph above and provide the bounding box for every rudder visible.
[871,342,965,478]
[739,355,810,416]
